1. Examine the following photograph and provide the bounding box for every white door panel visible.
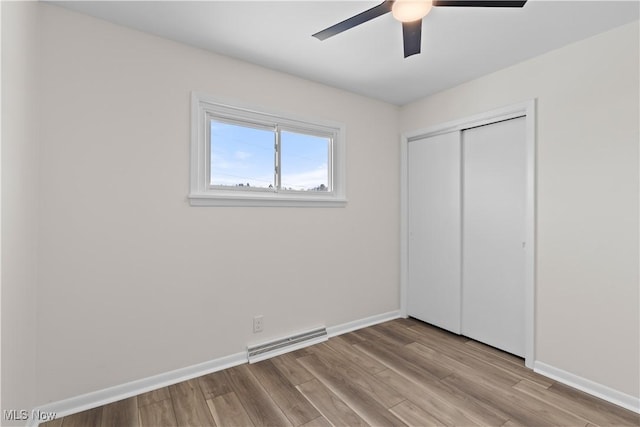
[462,117,527,357]
[407,131,461,333]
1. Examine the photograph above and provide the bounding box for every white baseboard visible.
[29,310,401,426]
[327,310,401,337]
[534,361,640,414]
[26,351,247,427]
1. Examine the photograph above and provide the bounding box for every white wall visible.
[1,0,40,421]
[36,4,400,403]
[401,21,639,399]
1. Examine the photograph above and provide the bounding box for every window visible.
[190,93,346,207]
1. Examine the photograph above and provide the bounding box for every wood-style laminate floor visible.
[42,318,639,427]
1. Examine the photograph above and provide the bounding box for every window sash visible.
[207,116,335,194]
[207,115,277,192]
[278,128,333,193]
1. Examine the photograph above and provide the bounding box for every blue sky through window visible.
[281,131,328,191]
[210,121,329,191]
[210,121,274,188]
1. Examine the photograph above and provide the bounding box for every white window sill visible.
[188,192,347,207]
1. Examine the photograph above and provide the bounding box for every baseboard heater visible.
[247,326,328,364]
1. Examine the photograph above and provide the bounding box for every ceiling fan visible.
[312,0,528,58]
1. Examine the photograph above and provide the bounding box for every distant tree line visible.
[233,183,328,191]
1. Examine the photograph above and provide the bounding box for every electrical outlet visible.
[253,315,264,333]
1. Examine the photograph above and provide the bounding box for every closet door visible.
[407,131,461,333]
[462,117,526,357]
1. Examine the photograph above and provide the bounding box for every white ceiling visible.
[52,1,639,105]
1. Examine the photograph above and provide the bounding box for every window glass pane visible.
[210,120,275,189]
[280,131,330,192]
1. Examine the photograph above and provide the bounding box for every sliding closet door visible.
[407,132,461,333]
[462,117,526,357]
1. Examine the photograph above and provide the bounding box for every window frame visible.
[189,92,347,207]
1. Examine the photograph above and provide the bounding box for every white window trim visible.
[189,92,347,207]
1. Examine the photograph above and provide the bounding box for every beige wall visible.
[1,0,40,421]
[401,21,639,398]
[36,4,400,403]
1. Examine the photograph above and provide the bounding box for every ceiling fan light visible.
[392,0,433,23]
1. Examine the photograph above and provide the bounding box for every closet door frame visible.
[400,99,536,369]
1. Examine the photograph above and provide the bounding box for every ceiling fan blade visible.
[402,20,422,58]
[433,0,527,6]
[312,0,394,40]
